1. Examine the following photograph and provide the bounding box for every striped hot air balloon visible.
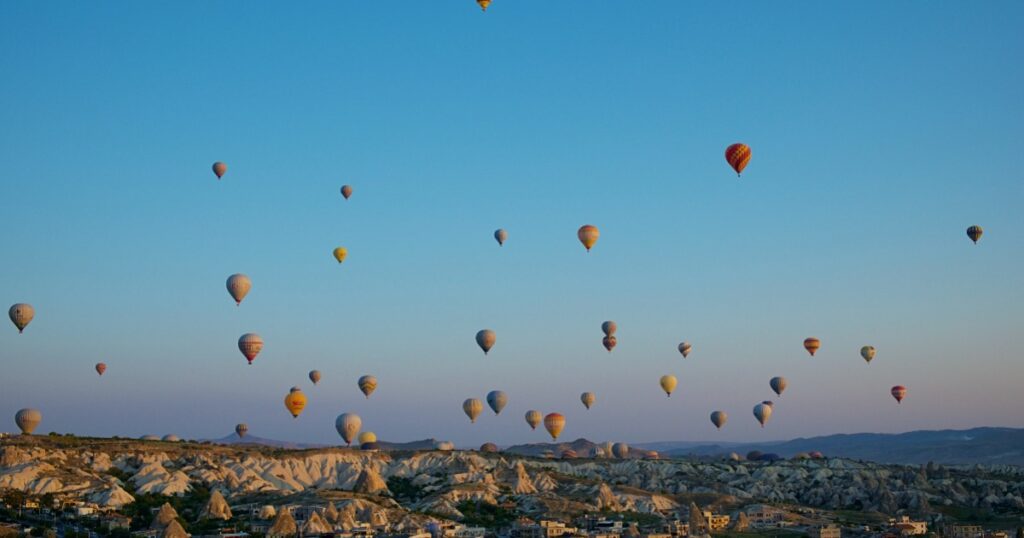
[725,143,751,176]
[543,413,565,440]
[967,225,983,244]
[804,337,820,356]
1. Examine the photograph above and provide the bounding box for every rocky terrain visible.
[2,436,1023,522]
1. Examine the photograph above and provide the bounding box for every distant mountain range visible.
[207,427,1024,466]
[638,427,1024,466]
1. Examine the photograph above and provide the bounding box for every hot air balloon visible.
[770,377,787,397]
[543,413,565,440]
[659,375,678,397]
[601,441,614,457]
[463,398,483,423]
[678,341,692,358]
[725,143,751,176]
[335,413,362,445]
[226,274,252,306]
[212,161,227,179]
[577,225,600,252]
[358,375,378,398]
[494,229,507,246]
[284,388,307,418]
[14,409,41,435]
[476,329,495,355]
[309,370,321,385]
[762,400,775,407]
[580,392,596,410]
[602,335,617,352]
[861,346,876,363]
[710,411,727,429]
[8,303,34,333]
[360,442,380,451]
[560,449,578,459]
[486,390,508,415]
[753,403,772,427]
[611,442,629,459]
[477,0,491,11]
[891,385,907,404]
[95,363,106,376]
[525,410,542,430]
[238,333,263,365]
[341,185,353,199]
[358,431,377,445]
[804,337,820,356]
[967,225,983,244]
[162,434,180,442]
[332,247,348,264]
[480,442,498,453]
[235,423,248,438]
[601,321,617,336]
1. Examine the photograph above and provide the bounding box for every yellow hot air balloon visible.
[580,392,596,410]
[543,413,565,440]
[358,431,377,445]
[358,375,378,398]
[8,303,34,334]
[463,398,483,423]
[226,274,252,306]
[525,410,542,430]
[333,247,348,264]
[804,337,821,356]
[284,388,307,418]
[577,225,600,252]
[861,345,876,363]
[477,0,491,11]
[659,375,678,397]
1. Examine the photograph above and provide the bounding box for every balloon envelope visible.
[486,390,508,415]
[710,411,727,429]
[602,335,617,352]
[341,185,353,199]
[476,329,496,354]
[494,229,507,246]
[753,403,772,427]
[659,375,678,397]
[333,247,348,264]
[724,143,751,176]
[770,377,787,396]
[284,389,307,418]
[95,363,106,376]
[543,413,565,440]
[580,392,596,409]
[463,398,483,423]
[358,375,378,398]
[804,337,820,356]
[477,0,490,11]
[525,410,542,430]
[601,321,617,336]
[577,225,600,251]
[860,346,876,363]
[8,303,34,333]
[238,333,264,364]
[891,385,907,403]
[612,442,629,459]
[358,431,377,445]
[335,413,362,445]
[309,370,321,385]
[15,408,41,435]
[226,274,252,305]
[212,161,227,179]
[235,423,248,438]
[967,225,983,244]
[678,341,692,358]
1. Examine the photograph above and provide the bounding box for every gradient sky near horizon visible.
[1,1,1022,447]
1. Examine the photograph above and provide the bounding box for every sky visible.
[1,1,1022,447]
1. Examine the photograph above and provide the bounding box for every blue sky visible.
[1,1,1022,447]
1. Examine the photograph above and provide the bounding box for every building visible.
[701,513,730,532]
[807,525,841,538]
[454,528,486,538]
[101,514,133,531]
[889,516,927,536]
[943,526,983,538]
[580,517,623,535]
[744,505,784,528]
[661,520,688,537]
[513,521,578,538]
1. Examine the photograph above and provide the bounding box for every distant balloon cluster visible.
[5,99,989,444]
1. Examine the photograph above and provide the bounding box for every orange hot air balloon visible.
[95,363,106,376]
[341,185,353,199]
[577,225,599,252]
[212,162,227,179]
[285,388,308,418]
[725,143,751,176]
[543,413,565,441]
[477,0,491,11]
[602,335,617,352]
[803,337,820,356]
[891,385,907,404]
